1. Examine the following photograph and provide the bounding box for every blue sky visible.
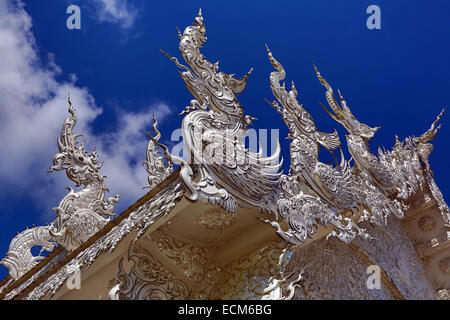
[0,0,449,279]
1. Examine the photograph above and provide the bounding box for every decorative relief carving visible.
[148,232,225,299]
[263,47,374,245]
[353,219,436,299]
[2,248,67,300]
[48,97,120,251]
[211,242,301,300]
[128,234,301,300]
[19,181,184,300]
[418,215,437,232]
[198,207,238,231]
[285,236,394,299]
[439,257,450,275]
[2,10,449,302]
[117,243,191,300]
[271,188,436,299]
[317,67,448,218]
[152,233,210,283]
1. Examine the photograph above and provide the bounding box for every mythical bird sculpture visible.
[150,9,282,213]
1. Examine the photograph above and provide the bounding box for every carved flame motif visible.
[150,9,282,213]
[143,114,173,190]
[1,96,120,280]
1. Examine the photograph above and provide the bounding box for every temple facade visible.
[0,11,448,300]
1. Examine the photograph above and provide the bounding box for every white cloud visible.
[91,0,138,29]
[0,0,171,222]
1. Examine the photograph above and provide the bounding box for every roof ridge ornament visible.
[315,65,449,217]
[48,95,120,251]
[263,46,447,246]
[154,9,282,213]
[262,47,373,245]
[1,96,120,280]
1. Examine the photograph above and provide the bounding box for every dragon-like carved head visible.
[266,46,341,154]
[314,64,380,140]
[48,95,104,187]
[412,109,444,145]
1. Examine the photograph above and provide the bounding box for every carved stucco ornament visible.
[0,227,55,280]
[48,97,120,251]
[211,241,302,300]
[418,215,437,232]
[439,257,450,275]
[148,9,282,215]
[117,243,191,300]
[2,10,448,300]
[1,96,120,280]
[197,207,238,231]
[17,181,183,300]
[262,47,373,245]
[262,46,447,247]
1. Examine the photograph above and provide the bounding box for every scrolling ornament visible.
[1,97,120,280]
